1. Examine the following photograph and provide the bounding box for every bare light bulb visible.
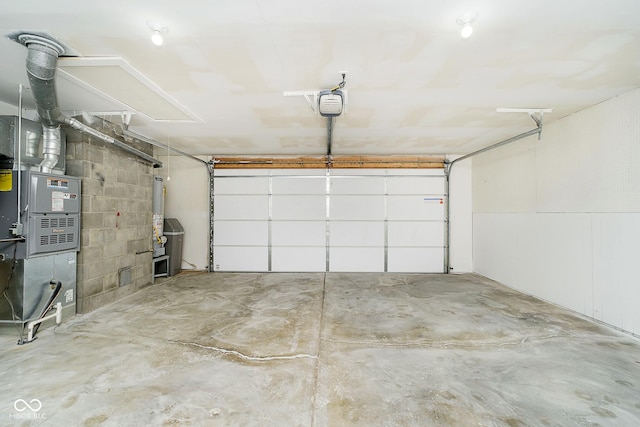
[456,11,477,39]
[461,23,473,39]
[151,30,163,46]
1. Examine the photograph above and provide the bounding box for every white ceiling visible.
[0,0,639,157]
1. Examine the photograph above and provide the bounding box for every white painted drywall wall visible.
[473,88,640,335]
[448,156,473,273]
[157,155,210,271]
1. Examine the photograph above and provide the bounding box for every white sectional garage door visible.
[213,169,445,273]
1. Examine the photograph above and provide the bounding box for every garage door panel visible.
[330,177,384,194]
[388,221,444,246]
[214,195,268,220]
[214,221,268,246]
[213,246,268,271]
[388,247,444,273]
[214,169,270,177]
[330,221,385,246]
[272,221,326,246]
[331,195,384,220]
[215,177,269,194]
[387,176,444,194]
[330,247,384,272]
[388,196,444,220]
[272,177,326,194]
[272,195,326,220]
[272,247,326,272]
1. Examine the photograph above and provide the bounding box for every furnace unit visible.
[0,116,80,338]
[0,171,81,327]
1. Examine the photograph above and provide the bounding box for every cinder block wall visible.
[65,121,155,313]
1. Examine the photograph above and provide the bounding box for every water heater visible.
[152,176,166,257]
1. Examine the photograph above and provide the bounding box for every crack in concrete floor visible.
[167,339,318,361]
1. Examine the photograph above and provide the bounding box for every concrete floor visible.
[1,272,640,426]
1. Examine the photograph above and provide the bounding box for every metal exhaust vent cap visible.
[7,31,80,57]
[17,34,65,55]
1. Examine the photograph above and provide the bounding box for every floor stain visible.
[62,394,78,408]
[591,406,616,418]
[575,390,592,401]
[83,414,109,426]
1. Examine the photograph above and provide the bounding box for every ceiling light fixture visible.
[147,22,168,46]
[456,12,478,39]
[151,30,163,46]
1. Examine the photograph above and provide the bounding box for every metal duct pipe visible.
[120,128,206,166]
[19,33,162,168]
[39,125,62,172]
[24,41,64,172]
[24,129,41,158]
[62,116,162,167]
[25,43,63,127]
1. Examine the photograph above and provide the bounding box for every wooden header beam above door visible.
[212,155,445,169]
